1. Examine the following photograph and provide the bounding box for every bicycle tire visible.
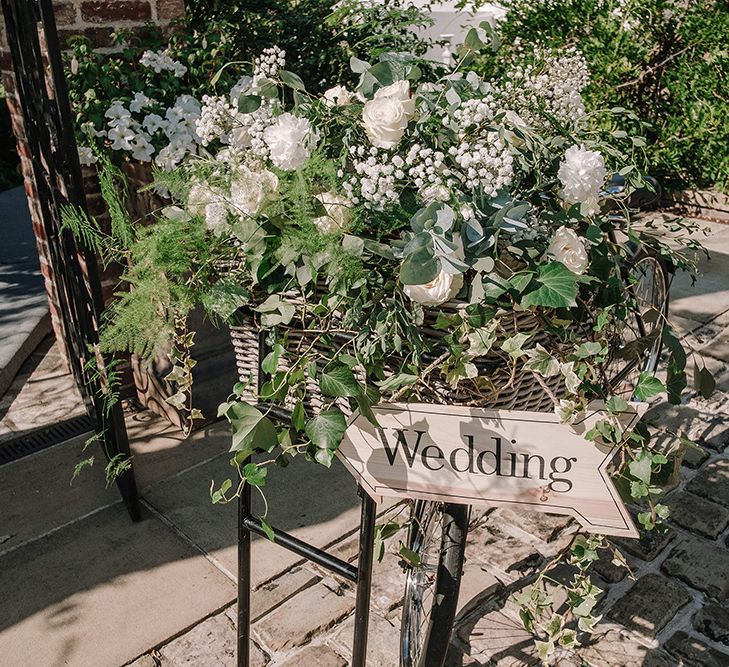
[400,500,469,667]
[608,247,670,396]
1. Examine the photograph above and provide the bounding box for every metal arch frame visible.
[0,0,140,520]
[237,331,376,667]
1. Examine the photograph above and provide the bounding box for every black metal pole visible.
[352,488,377,667]
[237,471,252,667]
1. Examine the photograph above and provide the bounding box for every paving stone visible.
[607,573,692,637]
[331,607,401,666]
[128,655,158,667]
[592,548,628,583]
[252,582,354,652]
[612,524,675,561]
[666,491,729,538]
[665,631,729,667]
[456,565,503,618]
[661,538,729,600]
[159,612,268,667]
[693,602,729,646]
[682,443,710,468]
[225,566,320,625]
[687,459,729,507]
[276,644,347,667]
[489,508,573,543]
[467,532,544,582]
[578,629,674,667]
[697,419,729,450]
[369,548,408,614]
[456,609,539,666]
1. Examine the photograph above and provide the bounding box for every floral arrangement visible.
[65,1,435,173]
[67,23,713,658]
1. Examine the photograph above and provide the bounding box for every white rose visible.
[403,270,464,307]
[557,144,607,213]
[547,226,589,275]
[323,85,354,107]
[362,80,416,149]
[313,192,352,233]
[263,113,319,171]
[229,165,279,217]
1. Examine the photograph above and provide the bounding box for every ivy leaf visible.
[606,396,629,413]
[500,333,532,359]
[243,462,268,487]
[524,344,560,376]
[305,410,347,451]
[521,262,579,309]
[224,402,278,453]
[320,364,359,398]
[629,449,653,484]
[573,341,605,359]
[633,372,665,400]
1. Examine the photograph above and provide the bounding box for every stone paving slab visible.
[0,504,236,667]
[143,452,361,586]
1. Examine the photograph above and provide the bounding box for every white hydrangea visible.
[187,182,230,236]
[229,165,279,217]
[558,144,607,214]
[263,113,318,171]
[139,50,187,77]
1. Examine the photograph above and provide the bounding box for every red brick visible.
[54,2,78,26]
[156,0,185,21]
[80,1,152,23]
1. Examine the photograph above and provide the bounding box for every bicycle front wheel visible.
[400,500,469,667]
[608,248,670,398]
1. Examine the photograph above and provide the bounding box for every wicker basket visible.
[229,299,564,416]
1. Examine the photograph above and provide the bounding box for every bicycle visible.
[399,176,672,667]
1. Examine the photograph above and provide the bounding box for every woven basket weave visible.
[229,299,563,416]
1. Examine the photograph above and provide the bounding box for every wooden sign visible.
[337,401,646,538]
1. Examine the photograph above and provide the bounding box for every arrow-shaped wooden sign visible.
[337,401,646,538]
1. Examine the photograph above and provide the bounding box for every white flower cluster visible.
[449,135,514,195]
[253,47,286,88]
[405,144,453,203]
[341,145,401,209]
[557,144,607,215]
[105,101,155,162]
[452,96,499,129]
[196,95,236,146]
[100,95,202,170]
[263,113,318,171]
[495,49,589,130]
[152,95,202,170]
[139,50,187,77]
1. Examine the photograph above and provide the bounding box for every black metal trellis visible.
[237,333,377,666]
[0,0,140,520]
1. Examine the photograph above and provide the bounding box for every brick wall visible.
[0,0,185,364]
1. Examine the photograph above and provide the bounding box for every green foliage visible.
[185,0,435,93]
[476,0,729,191]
